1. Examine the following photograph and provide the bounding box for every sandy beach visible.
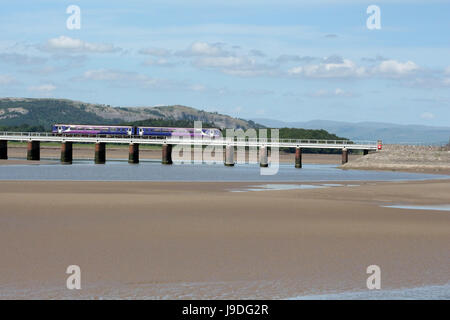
[0,179,449,299]
[342,144,450,175]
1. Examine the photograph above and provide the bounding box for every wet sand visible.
[0,179,449,299]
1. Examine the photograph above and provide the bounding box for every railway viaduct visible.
[0,132,381,167]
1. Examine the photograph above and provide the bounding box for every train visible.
[52,124,222,138]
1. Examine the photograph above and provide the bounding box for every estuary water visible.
[291,283,450,300]
[0,160,448,182]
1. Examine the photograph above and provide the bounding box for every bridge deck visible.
[0,132,378,150]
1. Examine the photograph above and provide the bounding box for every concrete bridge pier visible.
[27,141,40,161]
[61,142,73,164]
[128,143,139,164]
[295,147,302,168]
[95,142,106,164]
[162,143,173,164]
[0,140,7,159]
[342,148,348,164]
[259,146,268,167]
[225,145,234,167]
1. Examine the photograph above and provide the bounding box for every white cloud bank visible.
[308,88,354,98]
[28,84,56,93]
[289,58,420,79]
[374,60,419,76]
[0,75,17,85]
[41,36,121,53]
[81,69,184,90]
[175,42,231,57]
[289,59,366,78]
[420,112,435,120]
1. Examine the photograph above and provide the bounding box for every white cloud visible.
[288,58,422,80]
[289,59,366,78]
[28,84,56,93]
[444,66,450,75]
[249,49,266,57]
[176,41,228,57]
[138,47,171,57]
[222,68,272,77]
[420,112,435,120]
[189,84,207,91]
[0,53,46,65]
[333,88,354,97]
[41,36,121,53]
[83,69,146,81]
[81,69,181,90]
[193,56,275,77]
[0,75,17,85]
[276,54,316,64]
[307,88,354,98]
[143,58,177,67]
[194,56,249,68]
[374,60,418,76]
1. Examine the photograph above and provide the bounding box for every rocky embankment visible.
[342,144,450,174]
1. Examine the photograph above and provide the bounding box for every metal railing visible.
[0,132,379,149]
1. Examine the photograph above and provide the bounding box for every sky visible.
[0,0,449,126]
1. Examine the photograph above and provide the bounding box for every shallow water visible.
[291,283,450,300]
[2,280,449,300]
[229,183,350,192]
[0,160,447,182]
[383,204,450,212]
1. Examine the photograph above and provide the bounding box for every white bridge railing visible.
[0,132,379,150]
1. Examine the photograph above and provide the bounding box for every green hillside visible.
[0,98,349,153]
[0,98,259,130]
[0,98,113,128]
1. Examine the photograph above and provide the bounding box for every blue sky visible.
[0,0,449,126]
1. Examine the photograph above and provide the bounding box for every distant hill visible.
[0,97,350,154]
[253,118,450,145]
[0,98,260,130]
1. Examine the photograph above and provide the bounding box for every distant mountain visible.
[253,118,450,145]
[0,98,260,130]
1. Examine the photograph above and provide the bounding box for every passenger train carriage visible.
[136,127,221,137]
[53,124,134,135]
[52,124,222,138]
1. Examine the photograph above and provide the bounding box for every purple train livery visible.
[52,124,134,135]
[52,124,222,138]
